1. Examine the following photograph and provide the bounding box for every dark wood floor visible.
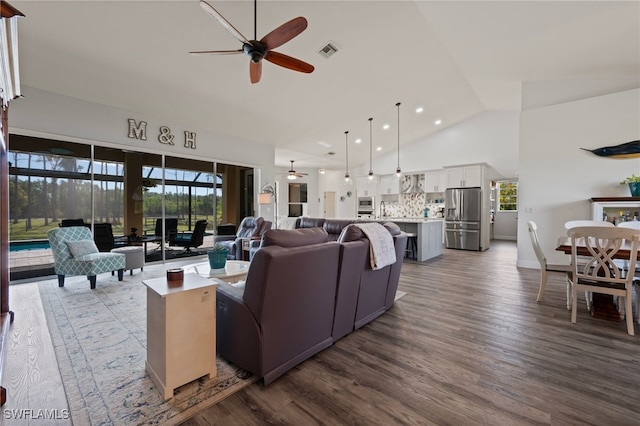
[4,242,640,425]
[182,241,640,426]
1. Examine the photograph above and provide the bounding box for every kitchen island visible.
[382,218,443,261]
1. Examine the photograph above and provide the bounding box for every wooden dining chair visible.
[527,221,572,308]
[617,221,640,324]
[568,226,640,335]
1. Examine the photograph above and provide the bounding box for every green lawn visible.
[9,218,125,241]
[9,217,207,241]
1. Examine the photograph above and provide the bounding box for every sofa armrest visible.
[216,283,263,375]
[213,235,236,244]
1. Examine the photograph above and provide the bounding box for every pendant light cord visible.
[368,117,373,175]
[396,102,401,175]
[344,130,350,178]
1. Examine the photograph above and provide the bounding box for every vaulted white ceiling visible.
[12,1,640,170]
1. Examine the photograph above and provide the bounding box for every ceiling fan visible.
[190,0,315,84]
[287,160,308,180]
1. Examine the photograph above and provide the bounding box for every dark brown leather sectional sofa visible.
[215,220,407,384]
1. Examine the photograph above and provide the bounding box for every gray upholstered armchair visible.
[47,226,126,289]
[213,216,265,259]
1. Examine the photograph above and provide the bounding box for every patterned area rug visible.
[38,262,257,425]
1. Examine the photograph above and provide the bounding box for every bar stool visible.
[405,232,417,261]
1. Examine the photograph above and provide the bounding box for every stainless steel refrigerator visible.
[445,187,482,250]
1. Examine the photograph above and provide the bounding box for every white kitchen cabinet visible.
[356,176,377,197]
[379,175,400,195]
[143,273,217,400]
[424,170,447,193]
[445,164,483,188]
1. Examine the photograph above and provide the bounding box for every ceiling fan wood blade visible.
[265,51,314,74]
[200,0,249,44]
[250,61,262,84]
[260,17,308,50]
[189,49,243,55]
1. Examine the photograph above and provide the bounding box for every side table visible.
[240,238,252,261]
[142,273,218,399]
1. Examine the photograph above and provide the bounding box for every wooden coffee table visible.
[183,260,250,283]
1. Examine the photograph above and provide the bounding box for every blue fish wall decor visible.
[581,140,640,159]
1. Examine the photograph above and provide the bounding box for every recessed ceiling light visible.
[355,138,362,144]
[376,146,382,151]
[415,107,424,113]
[319,169,326,174]
[382,124,390,130]
[434,119,442,125]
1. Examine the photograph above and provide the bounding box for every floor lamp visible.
[259,183,277,229]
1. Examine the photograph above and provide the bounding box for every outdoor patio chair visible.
[93,223,128,252]
[169,220,208,253]
[47,226,126,289]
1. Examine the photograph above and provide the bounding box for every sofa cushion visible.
[338,224,365,243]
[297,217,325,229]
[262,228,329,248]
[66,240,99,258]
[338,222,401,242]
[323,220,354,239]
[382,221,402,236]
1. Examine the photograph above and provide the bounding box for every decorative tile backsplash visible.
[383,193,445,218]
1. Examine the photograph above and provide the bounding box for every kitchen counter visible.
[379,217,444,223]
[381,218,443,261]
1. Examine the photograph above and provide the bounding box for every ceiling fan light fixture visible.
[287,174,297,180]
[193,0,314,84]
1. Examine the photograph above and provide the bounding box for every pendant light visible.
[367,117,375,180]
[395,102,402,178]
[344,130,352,185]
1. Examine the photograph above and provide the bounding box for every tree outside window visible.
[498,180,518,211]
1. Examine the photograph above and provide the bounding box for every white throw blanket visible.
[354,223,397,270]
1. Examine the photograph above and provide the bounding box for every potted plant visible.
[208,243,229,269]
[620,174,640,197]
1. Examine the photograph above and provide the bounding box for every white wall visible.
[318,170,358,219]
[351,111,520,179]
[517,88,640,268]
[273,166,321,222]
[494,211,518,240]
[10,86,277,222]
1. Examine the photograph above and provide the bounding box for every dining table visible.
[555,236,640,260]
[555,236,639,320]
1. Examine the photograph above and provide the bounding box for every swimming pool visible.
[9,240,51,252]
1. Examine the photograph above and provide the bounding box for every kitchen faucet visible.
[380,200,386,218]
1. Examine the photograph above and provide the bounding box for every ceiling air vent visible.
[318,42,339,59]
[325,151,336,156]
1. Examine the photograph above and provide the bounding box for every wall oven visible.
[357,196,374,218]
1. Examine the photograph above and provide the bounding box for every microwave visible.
[357,196,374,212]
